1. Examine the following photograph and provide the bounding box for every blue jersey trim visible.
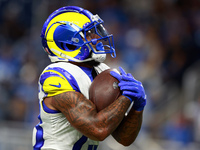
[33,115,44,150]
[79,66,93,82]
[42,100,60,113]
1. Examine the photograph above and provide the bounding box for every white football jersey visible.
[32,62,109,150]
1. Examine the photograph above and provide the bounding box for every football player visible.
[32,6,146,150]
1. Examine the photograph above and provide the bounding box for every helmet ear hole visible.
[61,42,77,50]
[66,44,77,50]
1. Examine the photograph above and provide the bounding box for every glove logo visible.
[113,81,119,89]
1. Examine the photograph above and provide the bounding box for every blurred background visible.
[0,0,200,149]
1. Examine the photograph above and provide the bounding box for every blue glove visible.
[110,67,146,111]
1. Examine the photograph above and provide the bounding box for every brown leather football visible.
[89,69,121,112]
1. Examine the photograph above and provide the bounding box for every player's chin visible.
[85,60,101,67]
[85,52,101,66]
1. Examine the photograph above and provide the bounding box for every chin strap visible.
[91,52,106,62]
[50,48,106,63]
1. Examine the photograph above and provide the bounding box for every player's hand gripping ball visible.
[110,67,146,111]
[89,69,121,112]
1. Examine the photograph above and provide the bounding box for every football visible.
[89,69,121,112]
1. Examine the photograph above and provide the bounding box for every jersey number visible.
[72,135,97,150]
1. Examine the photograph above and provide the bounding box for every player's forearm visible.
[52,92,131,141]
[77,95,131,141]
[93,95,131,139]
[112,108,143,146]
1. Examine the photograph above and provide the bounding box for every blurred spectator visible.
[162,112,194,145]
[5,95,27,122]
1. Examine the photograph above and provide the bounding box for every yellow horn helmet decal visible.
[45,12,90,58]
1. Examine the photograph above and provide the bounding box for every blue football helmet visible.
[41,6,116,63]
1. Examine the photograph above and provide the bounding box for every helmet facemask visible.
[81,15,116,58]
